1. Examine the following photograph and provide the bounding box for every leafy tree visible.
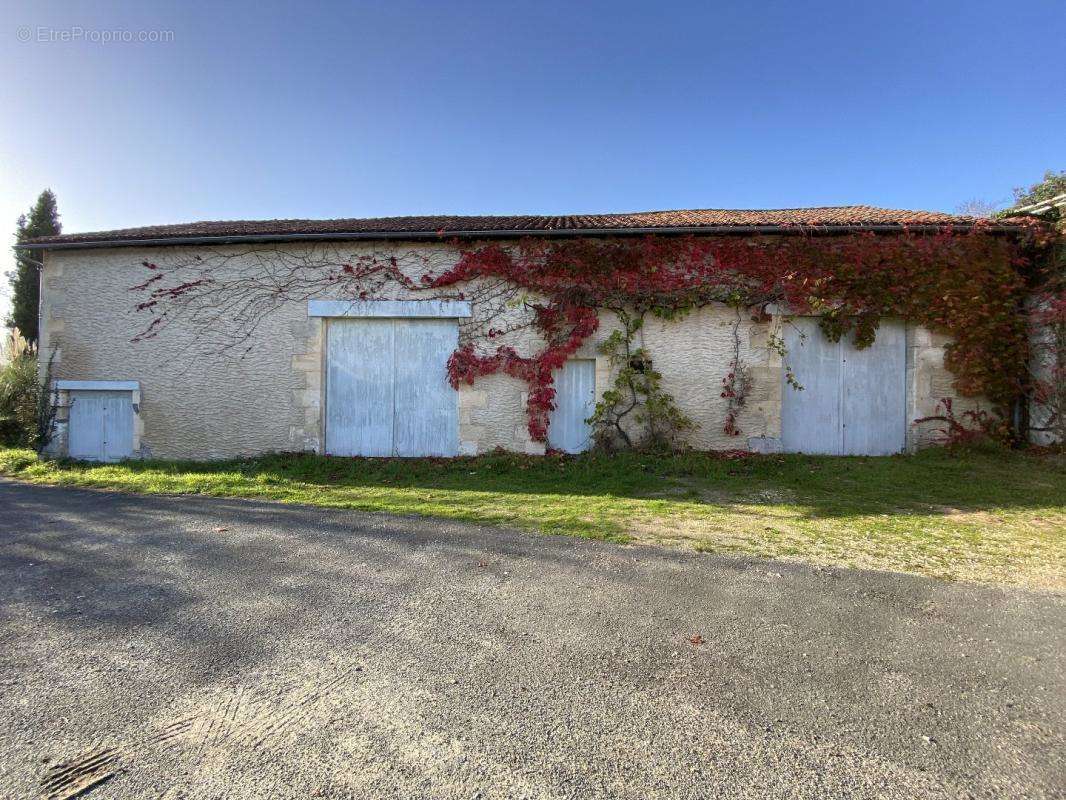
[1018,171,1066,445]
[1013,170,1066,208]
[955,198,1000,218]
[6,190,61,344]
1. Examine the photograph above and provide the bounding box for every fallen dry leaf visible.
[689,634,705,646]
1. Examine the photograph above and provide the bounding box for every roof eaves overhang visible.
[16,222,1028,251]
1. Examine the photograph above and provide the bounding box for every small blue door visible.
[68,390,134,462]
[548,360,596,453]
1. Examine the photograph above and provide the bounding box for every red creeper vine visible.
[130,223,1053,445]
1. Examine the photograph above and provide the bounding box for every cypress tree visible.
[6,189,61,344]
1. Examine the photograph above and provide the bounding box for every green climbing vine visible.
[588,310,695,451]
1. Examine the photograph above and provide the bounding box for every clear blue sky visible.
[2,0,1064,314]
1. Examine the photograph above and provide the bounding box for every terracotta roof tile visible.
[27,205,1020,248]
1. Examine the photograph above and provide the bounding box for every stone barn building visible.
[23,206,1029,462]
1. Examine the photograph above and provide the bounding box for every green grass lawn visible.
[2,446,1064,590]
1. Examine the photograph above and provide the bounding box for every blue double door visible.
[325,318,459,457]
[781,318,907,455]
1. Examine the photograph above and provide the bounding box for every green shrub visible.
[0,351,40,447]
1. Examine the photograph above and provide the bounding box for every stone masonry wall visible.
[906,326,992,449]
[40,240,957,459]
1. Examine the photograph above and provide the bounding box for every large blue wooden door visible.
[325,318,458,457]
[781,319,906,456]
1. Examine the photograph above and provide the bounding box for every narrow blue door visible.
[548,359,596,453]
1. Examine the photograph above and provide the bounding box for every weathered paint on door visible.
[841,321,907,455]
[67,390,134,462]
[326,318,394,457]
[548,359,596,454]
[392,319,460,457]
[780,318,843,455]
[781,319,906,456]
[325,317,458,457]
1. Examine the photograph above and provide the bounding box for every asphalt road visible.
[0,479,1063,799]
